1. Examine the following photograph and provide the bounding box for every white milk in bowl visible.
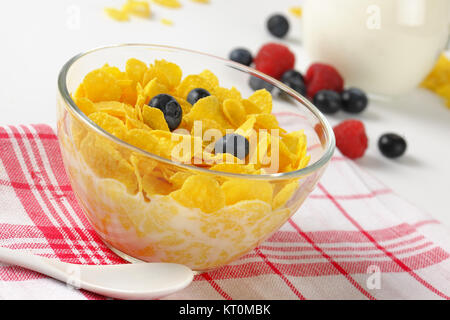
[303,0,450,96]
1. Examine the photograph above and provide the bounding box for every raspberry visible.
[254,43,295,80]
[305,63,344,99]
[333,120,368,159]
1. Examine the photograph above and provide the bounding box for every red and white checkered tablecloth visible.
[1,124,450,300]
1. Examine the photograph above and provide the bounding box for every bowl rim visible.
[57,43,335,181]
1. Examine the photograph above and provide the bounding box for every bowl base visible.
[103,241,148,264]
[102,240,204,274]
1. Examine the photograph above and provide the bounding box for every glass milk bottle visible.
[302,0,450,96]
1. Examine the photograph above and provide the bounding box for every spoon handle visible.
[0,246,69,283]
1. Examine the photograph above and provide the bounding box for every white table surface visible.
[1,0,449,227]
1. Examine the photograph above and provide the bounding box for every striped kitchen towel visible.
[0,124,449,300]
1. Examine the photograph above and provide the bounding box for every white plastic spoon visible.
[0,246,194,299]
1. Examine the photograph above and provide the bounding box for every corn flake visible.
[80,134,137,194]
[176,75,214,100]
[199,69,219,88]
[272,181,298,209]
[83,69,122,103]
[221,179,273,205]
[161,18,173,26]
[213,86,242,103]
[184,95,230,129]
[126,58,148,83]
[74,97,97,116]
[222,99,247,128]
[104,8,130,21]
[171,175,225,213]
[152,0,181,8]
[142,105,170,131]
[289,6,302,18]
[88,112,127,139]
[123,0,152,18]
[248,89,272,113]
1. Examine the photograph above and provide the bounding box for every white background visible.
[1,0,449,226]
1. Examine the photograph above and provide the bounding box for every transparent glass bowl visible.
[57,44,335,271]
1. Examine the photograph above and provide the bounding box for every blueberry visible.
[249,75,274,92]
[341,88,368,113]
[313,90,342,114]
[378,133,407,158]
[149,93,175,110]
[281,70,306,96]
[163,100,183,131]
[187,88,211,105]
[267,14,289,38]
[214,134,250,160]
[229,48,253,66]
[148,94,182,131]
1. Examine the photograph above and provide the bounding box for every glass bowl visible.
[57,44,335,271]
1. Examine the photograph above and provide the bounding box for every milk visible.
[303,0,450,96]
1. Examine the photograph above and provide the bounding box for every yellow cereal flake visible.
[142,60,181,89]
[142,173,174,196]
[221,179,273,205]
[124,128,161,155]
[190,0,209,3]
[235,116,257,138]
[106,0,151,21]
[174,97,192,116]
[88,112,127,139]
[161,18,173,26]
[253,113,285,132]
[80,134,138,194]
[74,83,86,99]
[152,0,181,9]
[222,99,246,128]
[142,105,170,131]
[171,175,225,213]
[201,152,245,166]
[105,7,130,21]
[210,163,256,175]
[100,64,127,80]
[191,118,226,139]
[99,103,133,123]
[183,95,230,129]
[153,60,182,88]
[74,97,97,116]
[289,6,302,18]
[422,54,450,108]
[176,75,214,99]
[272,181,298,209]
[248,89,272,113]
[213,86,242,103]
[199,69,219,88]
[242,99,261,115]
[143,78,170,104]
[123,0,152,18]
[276,137,297,172]
[82,69,122,103]
[168,171,193,189]
[126,58,148,83]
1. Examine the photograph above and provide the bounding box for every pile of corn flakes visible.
[72,58,309,203]
[105,0,152,21]
[105,0,208,24]
[421,53,450,108]
[288,6,302,18]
